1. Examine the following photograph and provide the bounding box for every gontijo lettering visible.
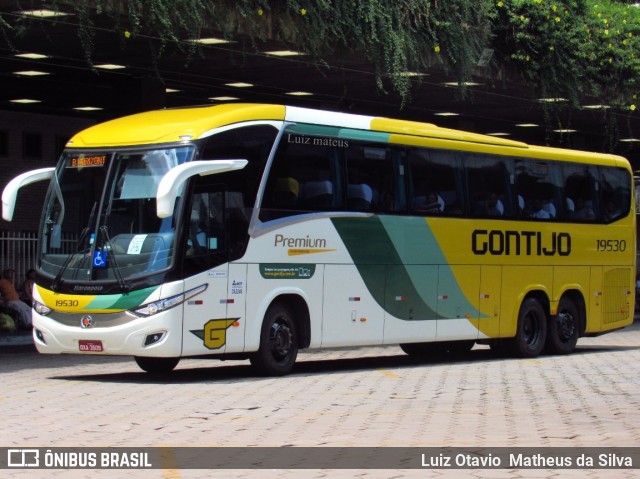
[472,229,571,256]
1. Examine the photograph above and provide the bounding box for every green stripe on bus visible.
[332,216,485,321]
[331,216,438,320]
[379,216,481,319]
[285,124,390,143]
[86,286,159,311]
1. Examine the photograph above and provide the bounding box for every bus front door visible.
[181,265,230,356]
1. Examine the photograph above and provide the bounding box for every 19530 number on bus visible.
[55,299,79,308]
[596,239,627,252]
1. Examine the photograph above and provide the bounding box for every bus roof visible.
[67,104,287,147]
[65,103,628,168]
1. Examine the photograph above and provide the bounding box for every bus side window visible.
[515,159,562,221]
[260,137,337,219]
[345,143,395,213]
[407,148,463,216]
[186,191,225,256]
[563,164,598,222]
[600,166,631,223]
[466,153,512,218]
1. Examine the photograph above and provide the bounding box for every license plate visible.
[79,340,103,352]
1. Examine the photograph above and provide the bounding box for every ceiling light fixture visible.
[285,91,313,96]
[10,99,41,104]
[515,123,539,128]
[94,63,126,70]
[165,88,180,93]
[224,82,253,88]
[264,50,305,57]
[582,104,610,110]
[14,53,49,60]
[399,71,428,77]
[443,81,483,87]
[13,70,50,76]
[73,106,103,111]
[19,9,68,18]
[538,97,568,103]
[553,129,577,133]
[620,138,640,142]
[189,37,233,45]
[434,112,459,117]
[209,96,239,101]
[486,132,510,136]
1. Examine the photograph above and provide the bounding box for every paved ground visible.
[1,321,640,479]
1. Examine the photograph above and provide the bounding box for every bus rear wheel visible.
[545,298,579,355]
[509,297,547,358]
[134,356,179,374]
[250,302,298,376]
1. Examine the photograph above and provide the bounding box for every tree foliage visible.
[2,0,639,110]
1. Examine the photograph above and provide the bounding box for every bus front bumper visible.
[32,310,183,357]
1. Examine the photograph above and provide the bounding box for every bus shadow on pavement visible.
[47,343,640,384]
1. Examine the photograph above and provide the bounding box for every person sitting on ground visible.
[21,268,36,307]
[0,269,32,329]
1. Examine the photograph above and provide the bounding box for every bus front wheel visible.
[545,298,580,355]
[134,356,180,374]
[509,298,547,358]
[250,302,298,376]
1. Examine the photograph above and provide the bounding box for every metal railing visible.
[0,231,38,279]
[0,231,76,281]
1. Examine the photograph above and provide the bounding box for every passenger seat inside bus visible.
[347,183,373,211]
[273,177,300,208]
[301,180,334,209]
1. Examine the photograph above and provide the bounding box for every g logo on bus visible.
[80,315,94,328]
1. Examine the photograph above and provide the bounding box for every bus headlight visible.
[130,284,207,317]
[34,300,52,316]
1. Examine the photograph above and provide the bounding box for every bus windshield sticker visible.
[92,250,107,269]
[127,235,147,255]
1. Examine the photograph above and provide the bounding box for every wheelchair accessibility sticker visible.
[92,251,107,269]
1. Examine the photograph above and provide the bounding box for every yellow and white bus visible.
[3,103,635,375]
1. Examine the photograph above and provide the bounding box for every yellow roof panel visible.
[68,104,286,147]
[371,117,529,148]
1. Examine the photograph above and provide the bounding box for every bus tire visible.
[250,302,298,376]
[134,356,179,374]
[545,298,579,355]
[509,297,547,358]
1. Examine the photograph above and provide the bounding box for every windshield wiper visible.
[51,201,97,292]
[99,225,129,292]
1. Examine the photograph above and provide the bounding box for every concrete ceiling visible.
[1,1,639,168]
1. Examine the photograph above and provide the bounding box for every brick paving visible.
[1,321,640,478]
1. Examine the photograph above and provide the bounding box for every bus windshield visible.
[39,146,194,287]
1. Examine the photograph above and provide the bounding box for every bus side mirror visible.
[2,167,55,221]
[155,160,248,218]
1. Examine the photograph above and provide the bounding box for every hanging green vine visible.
[492,0,640,110]
[1,0,639,110]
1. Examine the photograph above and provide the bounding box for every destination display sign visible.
[68,155,107,168]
